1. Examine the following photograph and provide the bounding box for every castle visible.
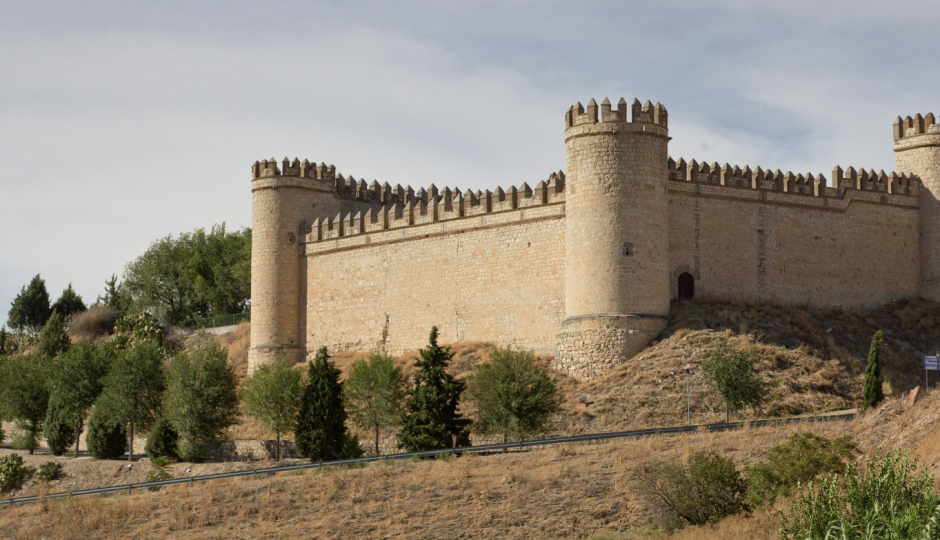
[248,97,940,381]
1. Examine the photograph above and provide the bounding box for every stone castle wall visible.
[249,101,939,379]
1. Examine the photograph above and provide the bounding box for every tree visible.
[121,225,251,325]
[51,283,86,319]
[86,407,127,460]
[863,330,885,411]
[8,274,52,330]
[398,327,472,452]
[163,337,239,461]
[700,338,771,422]
[38,311,71,359]
[295,347,347,462]
[46,343,109,456]
[467,347,560,443]
[346,353,407,456]
[43,403,76,456]
[96,274,124,310]
[145,416,179,460]
[242,358,303,461]
[0,353,50,453]
[95,339,166,461]
[0,327,8,356]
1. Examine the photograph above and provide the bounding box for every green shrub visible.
[145,416,179,460]
[780,449,939,539]
[86,408,127,460]
[744,432,858,507]
[146,456,173,491]
[341,433,365,460]
[0,454,27,492]
[11,423,40,453]
[35,461,61,482]
[43,404,77,456]
[637,450,747,530]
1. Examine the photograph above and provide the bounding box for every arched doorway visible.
[678,272,695,300]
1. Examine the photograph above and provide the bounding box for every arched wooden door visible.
[678,272,694,300]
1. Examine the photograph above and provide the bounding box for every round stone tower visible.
[249,157,338,372]
[554,97,671,381]
[894,113,940,302]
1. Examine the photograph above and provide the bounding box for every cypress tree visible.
[8,274,52,330]
[38,311,71,359]
[295,347,347,462]
[863,330,884,411]
[398,327,471,452]
[51,283,87,319]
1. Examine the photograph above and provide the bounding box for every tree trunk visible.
[276,433,280,462]
[128,422,134,462]
[75,416,83,456]
[726,405,729,424]
[375,424,380,457]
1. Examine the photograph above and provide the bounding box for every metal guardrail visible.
[0,411,855,507]
[192,313,249,330]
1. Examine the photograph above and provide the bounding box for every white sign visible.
[926,356,940,371]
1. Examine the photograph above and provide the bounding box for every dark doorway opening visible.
[678,272,695,300]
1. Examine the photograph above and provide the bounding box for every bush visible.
[700,338,771,422]
[638,450,748,530]
[11,423,40,453]
[780,449,939,539]
[145,416,179,460]
[744,432,858,507]
[341,433,365,459]
[38,311,71,359]
[146,456,173,491]
[68,306,120,341]
[43,404,77,456]
[35,461,61,482]
[0,454,27,492]
[86,408,127,460]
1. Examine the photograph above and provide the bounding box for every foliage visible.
[86,407,127,460]
[0,454,27,492]
[163,337,239,461]
[467,347,560,442]
[780,449,940,539]
[0,353,50,454]
[111,312,164,351]
[0,328,40,357]
[241,358,303,461]
[94,339,166,459]
[700,338,771,420]
[43,403,77,456]
[637,450,748,530]
[863,330,885,411]
[68,306,120,341]
[145,416,179,460]
[45,342,109,456]
[345,353,407,456]
[121,224,251,325]
[342,433,366,459]
[38,311,71,359]
[398,327,472,452]
[744,432,858,507]
[11,424,40,453]
[295,347,348,462]
[0,327,7,356]
[7,274,52,330]
[95,274,125,311]
[35,461,61,482]
[146,456,174,491]
[51,283,86,319]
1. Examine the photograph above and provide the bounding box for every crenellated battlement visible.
[251,157,337,181]
[894,113,940,141]
[565,97,667,129]
[305,170,566,243]
[668,157,919,197]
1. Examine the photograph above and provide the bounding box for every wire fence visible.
[0,411,855,507]
[192,313,249,330]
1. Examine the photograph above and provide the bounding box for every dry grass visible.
[67,306,119,342]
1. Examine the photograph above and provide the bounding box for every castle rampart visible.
[249,99,934,380]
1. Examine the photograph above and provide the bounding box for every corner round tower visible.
[894,114,940,301]
[554,98,671,381]
[249,157,338,372]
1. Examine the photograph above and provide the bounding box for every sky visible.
[2,0,939,323]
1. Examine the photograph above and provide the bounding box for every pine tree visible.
[8,274,52,330]
[96,274,124,310]
[398,327,471,452]
[295,347,347,462]
[51,283,87,319]
[38,311,71,359]
[863,330,885,411]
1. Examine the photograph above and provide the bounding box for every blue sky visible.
[2,0,939,321]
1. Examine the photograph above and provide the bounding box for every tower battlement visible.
[894,113,940,141]
[565,97,668,128]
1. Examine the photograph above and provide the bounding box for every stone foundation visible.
[553,315,667,381]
